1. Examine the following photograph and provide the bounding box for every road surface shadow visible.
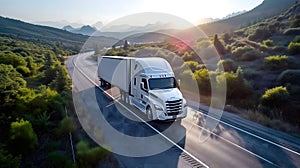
[192,110,299,167]
[93,86,188,167]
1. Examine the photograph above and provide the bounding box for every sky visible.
[0,0,264,27]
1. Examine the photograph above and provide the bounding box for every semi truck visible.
[97,56,187,121]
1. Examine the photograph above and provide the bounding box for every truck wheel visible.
[146,107,153,121]
[99,79,104,87]
[120,91,126,103]
[125,94,130,104]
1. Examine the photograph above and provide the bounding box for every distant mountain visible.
[0,16,119,50]
[89,22,186,40]
[35,20,84,29]
[63,25,97,36]
[101,21,184,33]
[62,25,75,32]
[198,0,298,35]
[222,10,247,20]
[93,21,103,30]
[78,25,97,35]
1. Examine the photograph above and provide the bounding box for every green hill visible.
[0,16,87,47]
[199,0,298,35]
[0,16,119,51]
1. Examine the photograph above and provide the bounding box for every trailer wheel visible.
[99,78,104,87]
[146,106,153,121]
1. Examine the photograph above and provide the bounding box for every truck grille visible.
[166,99,182,116]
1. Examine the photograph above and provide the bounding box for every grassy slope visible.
[199,0,298,35]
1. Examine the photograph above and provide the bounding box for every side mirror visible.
[140,82,145,89]
[177,79,181,87]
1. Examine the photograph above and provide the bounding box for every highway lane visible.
[67,53,198,167]
[67,52,300,168]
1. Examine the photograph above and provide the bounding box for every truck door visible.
[139,77,149,109]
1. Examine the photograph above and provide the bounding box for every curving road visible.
[67,52,300,168]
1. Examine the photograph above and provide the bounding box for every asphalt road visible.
[67,52,300,168]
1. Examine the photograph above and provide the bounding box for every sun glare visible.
[139,0,262,25]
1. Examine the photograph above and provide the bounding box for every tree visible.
[56,117,76,136]
[123,40,130,50]
[25,56,37,75]
[51,65,71,92]
[0,51,27,68]
[194,69,211,95]
[213,34,227,55]
[0,64,26,104]
[9,119,38,155]
[44,52,56,68]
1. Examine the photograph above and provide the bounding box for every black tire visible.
[99,79,102,87]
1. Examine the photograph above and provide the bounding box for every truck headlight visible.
[154,104,163,111]
[183,103,188,108]
[183,98,187,108]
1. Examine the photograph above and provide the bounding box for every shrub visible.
[179,70,196,92]
[284,28,300,35]
[50,64,71,92]
[263,39,273,46]
[277,69,300,85]
[216,68,252,100]
[243,68,262,80]
[194,69,211,95]
[248,28,271,41]
[232,46,252,58]
[239,50,261,61]
[56,117,76,136]
[272,46,287,53]
[182,61,202,72]
[16,66,30,77]
[0,52,27,68]
[0,64,26,104]
[42,151,74,168]
[0,148,21,168]
[9,119,38,155]
[288,42,300,55]
[293,35,300,43]
[76,141,109,168]
[264,55,289,70]
[232,46,261,61]
[261,86,289,118]
[217,59,235,72]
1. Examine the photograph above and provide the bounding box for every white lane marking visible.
[186,117,278,167]
[71,54,210,168]
[190,106,300,157]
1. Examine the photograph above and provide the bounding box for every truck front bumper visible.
[156,107,187,120]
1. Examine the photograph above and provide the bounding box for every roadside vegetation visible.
[104,2,300,135]
[0,36,110,167]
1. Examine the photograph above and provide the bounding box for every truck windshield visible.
[148,77,177,90]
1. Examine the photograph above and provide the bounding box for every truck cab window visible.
[134,77,136,86]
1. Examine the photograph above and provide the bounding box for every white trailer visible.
[98,56,187,121]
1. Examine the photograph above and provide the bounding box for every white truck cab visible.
[98,56,187,121]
